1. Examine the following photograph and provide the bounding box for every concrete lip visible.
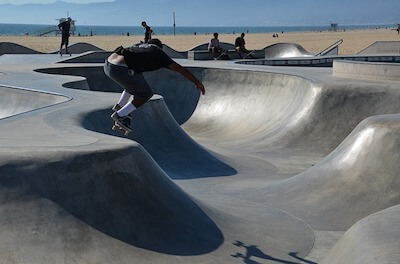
[0,50,400,263]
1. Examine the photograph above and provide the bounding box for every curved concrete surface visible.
[264,43,314,58]
[0,42,43,56]
[162,44,187,59]
[321,205,400,264]
[189,42,235,51]
[0,53,400,263]
[50,42,104,54]
[0,85,69,119]
[334,60,400,81]
[358,41,400,55]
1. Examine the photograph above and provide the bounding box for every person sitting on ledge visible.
[235,33,253,59]
[208,32,227,59]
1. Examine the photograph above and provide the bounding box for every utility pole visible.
[173,12,176,36]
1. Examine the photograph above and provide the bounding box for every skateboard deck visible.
[60,52,72,57]
[214,50,229,60]
[112,121,131,136]
[243,50,256,59]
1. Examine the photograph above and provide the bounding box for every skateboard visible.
[112,121,131,136]
[242,50,256,59]
[60,51,72,57]
[214,50,229,60]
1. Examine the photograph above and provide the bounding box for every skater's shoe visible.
[112,104,121,112]
[112,104,132,118]
[111,112,132,131]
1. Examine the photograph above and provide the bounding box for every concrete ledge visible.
[333,60,400,81]
[187,50,236,60]
[187,50,265,60]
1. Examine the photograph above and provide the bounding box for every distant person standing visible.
[58,17,72,56]
[141,21,153,43]
[397,24,400,34]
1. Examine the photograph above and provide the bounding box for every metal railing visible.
[316,39,343,56]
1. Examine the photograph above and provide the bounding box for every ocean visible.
[0,23,395,37]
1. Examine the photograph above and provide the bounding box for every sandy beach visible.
[1,28,400,55]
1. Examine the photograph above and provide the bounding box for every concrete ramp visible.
[0,142,224,255]
[264,43,314,58]
[256,114,400,230]
[57,51,111,64]
[51,42,104,55]
[358,41,400,54]
[189,42,235,51]
[0,42,42,56]
[2,55,400,263]
[162,44,186,59]
[0,85,69,119]
[321,205,400,264]
[82,95,237,179]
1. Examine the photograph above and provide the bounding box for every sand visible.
[1,28,400,54]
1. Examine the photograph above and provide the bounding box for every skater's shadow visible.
[231,240,317,264]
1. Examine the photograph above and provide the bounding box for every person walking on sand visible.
[104,38,205,133]
[141,21,153,43]
[58,17,72,56]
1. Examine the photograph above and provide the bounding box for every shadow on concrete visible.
[0,148,224,255]
[82,107,237,180]
[231,241,317,264]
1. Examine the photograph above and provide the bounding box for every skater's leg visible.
[116,94,152,117]
[115,90,132,109]
[65,36,70,54]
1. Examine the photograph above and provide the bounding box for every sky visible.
[0,0,399,27]
[0,0,111,4]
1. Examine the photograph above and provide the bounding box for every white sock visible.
[117,91,132,107]
[117,102,136,117]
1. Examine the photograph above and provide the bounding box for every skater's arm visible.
[168,62,205,95]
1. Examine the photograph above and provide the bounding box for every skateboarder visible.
[141,21,153,43]
[104,38,205,132]
[58,17,72,56]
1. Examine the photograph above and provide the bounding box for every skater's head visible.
[148,38,163,49]
[67,17,72,22]
[241,33,245,38]
[213,32,219,38]
[141,21,147,27]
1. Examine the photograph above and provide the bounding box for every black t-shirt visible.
[235,37,245,48]
[120,44,174,73]
[58,21,71,35]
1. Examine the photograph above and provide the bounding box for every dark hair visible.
[148,38,163,48]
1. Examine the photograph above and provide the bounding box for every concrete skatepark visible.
[0,42,400,263]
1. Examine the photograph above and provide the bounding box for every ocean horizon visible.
[0,23,396,37]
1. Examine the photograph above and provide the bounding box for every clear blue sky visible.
[0,0,112,4]
[0,0,399,27]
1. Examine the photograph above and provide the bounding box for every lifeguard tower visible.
[329,22,338,32]
[34,17,76,36]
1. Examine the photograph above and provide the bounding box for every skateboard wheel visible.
[124,131,129,136]
[112,125,117,131]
